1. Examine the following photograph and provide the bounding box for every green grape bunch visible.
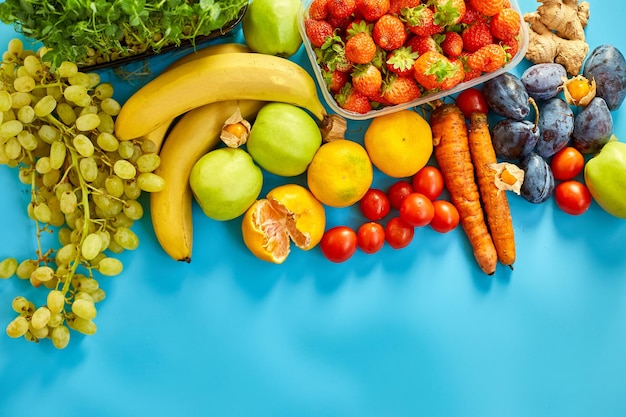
[0,38,165,349]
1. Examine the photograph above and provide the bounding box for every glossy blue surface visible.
[1,1,625,416]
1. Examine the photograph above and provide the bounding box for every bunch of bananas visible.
[114,44,333,262]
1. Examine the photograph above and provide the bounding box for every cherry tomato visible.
[357,222,385,254]
[399,192,435,227]
[412,166,444,201]
[320,226,358,263]
[551,146,585,180]
[430,200,460,233]
[554,180,592,215]
[455,88,489,119]
[359,188,391,221]
[385,217,414,249]
[387,180,413,210]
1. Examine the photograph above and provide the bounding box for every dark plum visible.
[572,97,613,154]
[491,119,539,161]
[519,152,554,204]
[583,44,626,110]
[521,63,567,101]
[482,72,530,121]
[536,97,574,158]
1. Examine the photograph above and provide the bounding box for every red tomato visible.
[551,146,585,180]
[430,200,460,233]
[357,222,385,254]
[554,180,592,215]
[359,188,391,221]
[455,88,489,119]
[385,217,414,249]
[399,192,435,227]
[320,226,358,263]
[412,166,444,201]
[387,180,413,210]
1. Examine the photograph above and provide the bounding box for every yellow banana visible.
[151,99,266,262]
[137,43,252,152]
[115,52,327,140]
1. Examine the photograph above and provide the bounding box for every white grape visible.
[79,156,98,182]
[31,306,51,329]
[68,316,97,335]
[137,172,166,192]
[97,257,123,276]
[113,159,136,180]
[0,119,23,138]
[33,95,57,117]
[56,61,78,78]
[75,113,100,131]
[49,140,67,169]
[47,290,65,314]
[72,134,95,157]
[13,75,35,92]
[16,130,38,151]
[96,132,118,152]
[6,316,29,338]
[0,257,17,279]
[71,298,97,320]
[81,233,103,260]
[50,325,70,349]
[31,265,54,282]
[136,153,160,173]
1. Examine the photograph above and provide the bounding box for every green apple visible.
[189,148,263,221]
[246,102,322,177]
[242,0,303,58]
[584,139,626,218]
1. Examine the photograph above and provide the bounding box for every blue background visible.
[1,1,625,416]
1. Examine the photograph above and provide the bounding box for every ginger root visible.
[524,0,591,76]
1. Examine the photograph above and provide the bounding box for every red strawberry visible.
[440,59,464,90]
[356,0,390,21]
[459,51,483,82]
[469,0,504,17]
[388,0,421,16]
[323,67,350,93]
[308,0,329,20]
[440,31,463,58]
[386,46,419,77]
[305,19,334,48]
[490,7,521,41]
[345,31,378,64]
[413,50,456,90]
[351,64,383,97]
[402,5,444,37]
[405,35,441,55]
[328,0,357,19]
[467,43,507,73]
[460,3,487,25]
[431,0,466,27]
[336,84,373,114]
[382,75,421,104]
[461,21,494,53]
[373,14,407,51]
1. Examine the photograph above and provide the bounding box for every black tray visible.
[80,4,247,72]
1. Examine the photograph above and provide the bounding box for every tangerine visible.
[364,110,433,178]
[307,139,374,208]
[241,184,326,264]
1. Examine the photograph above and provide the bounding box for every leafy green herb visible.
[0,0,249,68]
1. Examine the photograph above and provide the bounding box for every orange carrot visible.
[430,103,498,275]
[468,111,516,268]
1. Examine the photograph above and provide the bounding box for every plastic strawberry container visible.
[297,0,529,120]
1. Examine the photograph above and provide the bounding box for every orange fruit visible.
[241,184,326,264]
[306,139,374,208]
[364,109,433,178]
